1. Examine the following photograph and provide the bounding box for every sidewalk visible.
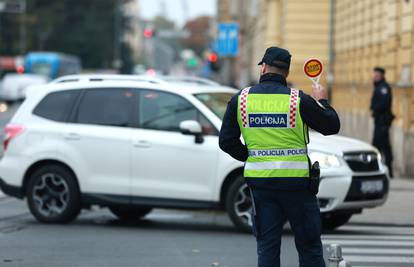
[351,177,414,226]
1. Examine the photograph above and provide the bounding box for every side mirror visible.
[179,120,204,144]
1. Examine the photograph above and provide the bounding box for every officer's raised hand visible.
[311,83,328,101]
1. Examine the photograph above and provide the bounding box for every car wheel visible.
[109,207,152,221]
[321,213,353,230]
[26,165,81,223]
[225,176,253,232]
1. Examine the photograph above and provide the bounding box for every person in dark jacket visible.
[370,67,394,178]
[219,46,340,267]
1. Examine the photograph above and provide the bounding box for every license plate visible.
[360,180,383,194]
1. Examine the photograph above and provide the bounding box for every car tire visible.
[109,206,152,221]
[225,175,252,232]
[26,165,81,223]
[321,213,353,230]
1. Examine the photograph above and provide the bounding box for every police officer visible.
[370,67,394,178]
[219,47,340,267]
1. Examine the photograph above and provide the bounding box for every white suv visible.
[0,75,389,230]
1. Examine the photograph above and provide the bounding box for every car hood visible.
[308,131,377,155]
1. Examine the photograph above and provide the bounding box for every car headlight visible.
[377,152,382,163]
[309,151,342,169]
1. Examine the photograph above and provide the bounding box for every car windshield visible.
[194,92,234,119]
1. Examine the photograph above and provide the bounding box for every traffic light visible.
[186,57,199,68]
[208,52,221,72]
[208,53,218,63]
[143,28,154,38]
[16,66,25,74]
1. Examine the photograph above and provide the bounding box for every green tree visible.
[182,16,212,57]
[0,0,134,69]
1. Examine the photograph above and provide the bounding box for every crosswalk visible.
[322,223,414,267]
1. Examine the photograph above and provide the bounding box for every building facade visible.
[333,0,414,175]
[217,0,414,176]
[219,0,330,90]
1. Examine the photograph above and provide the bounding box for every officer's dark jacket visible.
[370,79,393,124]
[219,73,340,190]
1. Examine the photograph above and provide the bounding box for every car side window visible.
[139,90,217,135]
[33,90,79,122]
[75,89,133,127]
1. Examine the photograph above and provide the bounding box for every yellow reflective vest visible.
[237,87,310,178]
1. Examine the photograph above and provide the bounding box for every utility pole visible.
[113,0,122,70]
[19,0,26,54]
[181,0,189,22]
[328,0,336,101]
[0,0,26,55]
[159,0,167,18]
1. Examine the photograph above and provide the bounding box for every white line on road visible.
[342,247,414,255]
[337,225,414,234]
[345,255,414,264]
[323,239,414,246]
[147,213,194,220]
[323,234,414,241]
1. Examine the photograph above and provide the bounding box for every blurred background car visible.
[24,52,81,80]
[0,73,49,102]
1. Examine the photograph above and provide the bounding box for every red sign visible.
[304,58,323,78]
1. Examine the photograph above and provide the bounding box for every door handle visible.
[64,133,81,141]
[133,140,151,148]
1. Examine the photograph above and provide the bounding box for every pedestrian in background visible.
[370,67,394,178]
[219,47,340,267]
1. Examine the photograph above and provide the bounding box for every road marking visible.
[344,255,414,264]
[323,225,414,266]
[323,234,414,241]
[323,239,414,246]
[337,225,414,234]
[342,247,414,255]
[147,213,193,220]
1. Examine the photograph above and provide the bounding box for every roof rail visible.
[160,76,220,86]
[50,74,167,85]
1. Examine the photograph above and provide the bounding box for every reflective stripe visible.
[245,161,309,170]
[244,168,309,178]
[240,87,251,128]
[249,148,308,157]
[288,89,299,128]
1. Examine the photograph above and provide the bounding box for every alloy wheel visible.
[32,173,69,217]
[234,183,253,227]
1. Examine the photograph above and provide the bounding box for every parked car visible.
[0,75,389,230]
[0,73,49,102]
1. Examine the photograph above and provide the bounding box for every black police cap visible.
[258,46,291,70]
[373,67,385,75]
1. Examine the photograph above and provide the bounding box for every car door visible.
[131,89,219,201]
[59,88,134,196]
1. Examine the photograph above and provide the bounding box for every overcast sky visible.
[140,0,216,26]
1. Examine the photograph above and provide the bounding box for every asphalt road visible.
[1,196,414,267]
[1,101,414,266]
[0,198,313,267]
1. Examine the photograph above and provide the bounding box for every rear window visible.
[33,90,79,122]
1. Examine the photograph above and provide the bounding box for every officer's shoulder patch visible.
[381,87,388,95]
